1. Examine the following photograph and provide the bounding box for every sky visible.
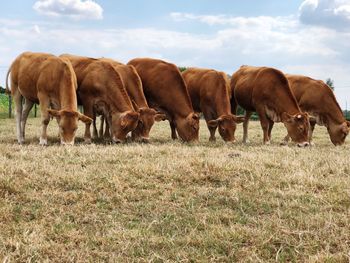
[1,0,350,109]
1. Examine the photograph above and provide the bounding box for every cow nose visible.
[297,142,310,147]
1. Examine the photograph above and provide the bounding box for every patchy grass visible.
[0,117,350,262]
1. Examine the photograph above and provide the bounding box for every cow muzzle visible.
[297,141,310,148]
[112,137,123,144]
[61,140,74,146]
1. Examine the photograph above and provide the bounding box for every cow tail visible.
[5,65,12,95]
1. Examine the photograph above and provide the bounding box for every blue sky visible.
[1,0,350,109]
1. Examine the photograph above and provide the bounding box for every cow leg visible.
[170,119,177,140]
[13,92,24,144]
[256,109,270,145]
[82,102,94,144]
[56,117,60,138]
[268,119,274,142]
[99,115,105,138]
[243,111,252,144]
[92,115,98,139]
[21,99,34,140]
[208,126,217,142]
[309,119,316,145]
[104,118,111,139]
[38,97,51,146]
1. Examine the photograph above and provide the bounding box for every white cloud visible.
[33,25,41,34]
[33,0,103,20]
[1,8,350,108]
[299,0,350,29]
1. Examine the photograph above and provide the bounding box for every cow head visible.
[48,109,92,145]
[327,121,350,146]
[207,114,245,142]
[132,108,166,143]
[176,112,200,142]
[282,112,310,147]
[110,111,140,143]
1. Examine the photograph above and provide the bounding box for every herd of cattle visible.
[5,52,350,146]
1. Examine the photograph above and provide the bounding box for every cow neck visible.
[214,81,232,116]
[102,63,135,114]
[172,98,194,120]
[106,81,134,114]
[273,87,301,116]
[173,76,194,119]
[126,80,149,109]
[324,90,346,125]
[58,72,78,111]
[123,66,149,109]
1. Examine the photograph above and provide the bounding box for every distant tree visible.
[326,78,335,90]
[0,86,5,94]
[178,66,187,72]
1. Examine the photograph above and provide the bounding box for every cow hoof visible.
[209,137,216,142]
[264,141,271,145]
[39,138,48,146]
[243,140,250,144]
[280,141,288,146]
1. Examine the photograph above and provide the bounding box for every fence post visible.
[8,94,12,118]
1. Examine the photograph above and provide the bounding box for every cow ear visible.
[155,113,166,122]
[192,113,200,121]
[78,113,93,124]
[121,111,139,128]
[234,115,245,124]
[208,119,218,128]
[48,109,61,118]
[208,117,223,128]
[281,112,293,123]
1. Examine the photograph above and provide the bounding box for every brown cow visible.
[98,58,166,142]
[182,68,244,142]
[6,52,92,145]
[60,54,139,143]
[128,58,199,142]
[285,74,350,145]
[231,66,310,147]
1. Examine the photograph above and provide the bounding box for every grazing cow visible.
[128,58,199,142]
[6,52,92,145]
[285,74,350,145]
[182,68,244,142]
[231,66,310,147]
[98,58,166,142]
[60,54,139,143]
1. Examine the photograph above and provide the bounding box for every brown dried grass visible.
[0,118,349,262]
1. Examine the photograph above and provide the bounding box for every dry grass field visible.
[0,117,350,262]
